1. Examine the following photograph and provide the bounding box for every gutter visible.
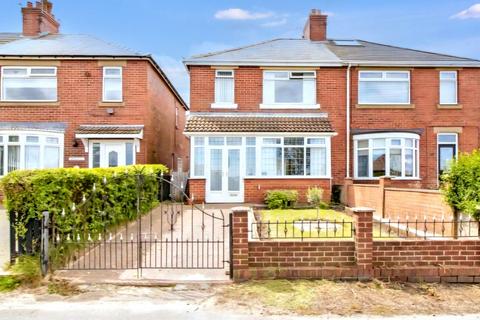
[346,63,352,179]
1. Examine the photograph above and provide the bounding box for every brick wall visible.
[373,240,480,267]
[244,178,331,203]
[231,207,480,283]
[188,178,206,203]
[0,59,187,171]
[344,177,453,220]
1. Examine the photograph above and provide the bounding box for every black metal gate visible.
[48,173,230,275]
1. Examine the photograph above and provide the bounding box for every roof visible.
[0,34,144,57]
[0,33,188,109]
[0,33,21,45]
[76,125,144,135]
[184,113,334,134]
[184,38,480,67]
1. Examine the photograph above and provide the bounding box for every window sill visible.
[356,104,415,109]
[211,103,238,109]
[437,104,462,110]
[259,104,320,110]
[0,101,60,107]
[353,177,421,181]
[98,101,125,107]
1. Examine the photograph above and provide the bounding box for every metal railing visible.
[374,218,480,239]
[251,219,355,240]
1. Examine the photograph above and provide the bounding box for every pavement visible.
[0,206,9,273]
[0,284,478,320]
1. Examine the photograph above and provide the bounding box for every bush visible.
[306,187,328,209]
[265,190,298,209]
[1,165,168,238]
[441,150,480,219]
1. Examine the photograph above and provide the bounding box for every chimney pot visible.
[303,9,328,41]
[26,2,33,8]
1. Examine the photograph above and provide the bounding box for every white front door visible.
[89,140,135,168]
[206,147,243,203]
[103,143,126,167]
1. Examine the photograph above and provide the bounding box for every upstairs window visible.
[439,71,457,105]
[358,71,410,105]
[103,67,122,102]
[1,67,57,102]
[214,70,234,106]
[262,71,317,107]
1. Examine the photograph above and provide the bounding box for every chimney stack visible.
[22,0,60,36]
[303,9,328,41]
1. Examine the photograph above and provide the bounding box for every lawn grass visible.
[256,208,353,239]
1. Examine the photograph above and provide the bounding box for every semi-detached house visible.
[0,1,189,175]
[184,9,480,204]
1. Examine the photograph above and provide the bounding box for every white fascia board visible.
[75,133,143,139]
[184,131,338,137]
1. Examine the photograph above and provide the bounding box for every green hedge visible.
[1,165,168,237]
[441,150,480,219]
[264,190,298,209]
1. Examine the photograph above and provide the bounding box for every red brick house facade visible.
[0,1,189,174]
[184,9,480,204]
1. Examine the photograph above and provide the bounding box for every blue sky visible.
[1,0,479,103]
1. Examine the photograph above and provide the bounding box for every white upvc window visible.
[190,135,331,179]
[261,71,318,109]
[103,67,123,102]
[354,132,420,179]
[212,70,236,108]
[0,131,63,176]
[439,71,458,105]
[358,71,410,105]
[1,67,57,102]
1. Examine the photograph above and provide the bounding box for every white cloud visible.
[153,55,189,104]
[214,8,273,20]
[261,18,287,28]
[451,3,480,19]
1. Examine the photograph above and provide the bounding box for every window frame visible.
[353,132,420,180]
[358,70,411,105]
[212,69,236,109]
[437,132,458,180]
[0,130,64,176]
[261,70,319,109]
[102,66,123,102]
[190,135,331,179]
[1,66,58,102]
[439,71,458,105]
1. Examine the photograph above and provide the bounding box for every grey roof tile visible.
[0,34,145,57]
[0,33,22,45]
[184,38,480,67]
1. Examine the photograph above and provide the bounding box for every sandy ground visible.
[0,207,9,273]
[2,280,480,319]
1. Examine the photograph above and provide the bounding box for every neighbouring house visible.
[184,9,480,204]
[0,1,189,175]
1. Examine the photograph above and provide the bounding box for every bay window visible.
[1,67,57,101]
[439,71,457,105]
[213,70,235,108]
[262,71,318,108]
[354,133,419,179]
[0,132,63,175]
[358,71,410,104]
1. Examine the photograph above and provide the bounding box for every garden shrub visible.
[441,150,480,219]
[265,190,298,209]
[306,187,328,209]
[1,165,168,238]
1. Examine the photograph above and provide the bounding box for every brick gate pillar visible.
[231,207,251,281]
[348,207,374,280]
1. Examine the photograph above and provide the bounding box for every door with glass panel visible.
[206,137,243,203]
[90,141,135,168]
